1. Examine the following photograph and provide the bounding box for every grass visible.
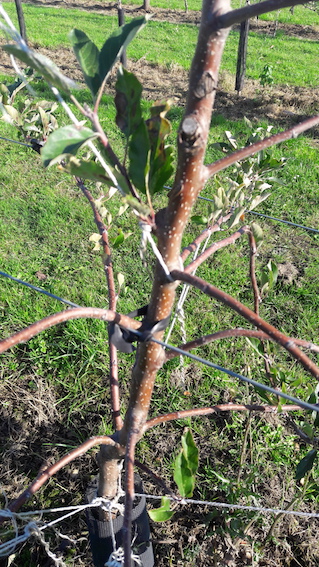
[0,2,319,566]
[2,2,319,86]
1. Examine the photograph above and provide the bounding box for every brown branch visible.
[164,328,319,361]
[285,415,319,448]
[135,460,179,500]
[144,403,302,431]
[248,230,273,382]
[248,231,260,315]
[0,307,142,354]
[170,270,319,380]
[215,0,312,29]
[0,436,123,521]
[181,213,231,263]
[76,178,122,431]
[204,115,319,181]
[184,225,249,273]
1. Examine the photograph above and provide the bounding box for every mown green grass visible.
[0,2,319,565]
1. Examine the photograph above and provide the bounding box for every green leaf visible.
[2,44,77,93]
[128,120,150,194]
[148,497,174,522]
[41,125,98,167]
[296,449,317,481]
[251,222,263,249]
[191,215,208,225]
[174,451,194,498]
[246,337,264,357]
[59,156,111,183]
[99,16,150,81]
[115,67,143,137]
[145,101,174,194]
[112,229,125,248]
[173,429,198,498]
[181,429,199,476]
[227,206,246,230]
[69,29,101,98]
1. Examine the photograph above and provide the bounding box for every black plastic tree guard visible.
[86,475,154,567]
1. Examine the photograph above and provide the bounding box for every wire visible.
[129,329,319,414]
[0,135,33,148]
[136,493,319,520]
[0,271,81,308]
[198,196,319,234]
[247,210,319,234]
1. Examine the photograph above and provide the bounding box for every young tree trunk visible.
[14,0,27,43]
[143,0,151,10]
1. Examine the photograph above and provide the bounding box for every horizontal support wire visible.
[0,271,81,308]
[129,329,319,414]
[1,491,319,556]
[1,266,318,414]
[198,196,319,234]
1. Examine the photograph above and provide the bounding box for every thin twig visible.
[215,0,312,29]
[144,403,302,431]
[0,307,142,354]
[170,270,319,380]
[204,115,319,181]
[181,213,231,263]
[76,178,123,431]
[0,436,123,521]
[164,328,319,361]
[248,231,260,315]
[135,460,180,500]
[184,225,249,273]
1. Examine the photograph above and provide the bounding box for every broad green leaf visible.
[99,16,150,82]
[112,229,125,248]
[2,44,77,93]
[181,429,199,477]
[146,101,174,194]
[115,67,143,137]
[174,451,194,498]
[227,206,246,230]
[148,497,174,522]
[296,449,317,481]
[251,222,263,249]
[128,120,150,194]
[246,337,264,357]
[69,29,101,97]
[191,215,208,225]
[59,156,111,183]
[41,125,97,167]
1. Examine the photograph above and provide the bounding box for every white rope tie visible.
[139,222,173,282]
